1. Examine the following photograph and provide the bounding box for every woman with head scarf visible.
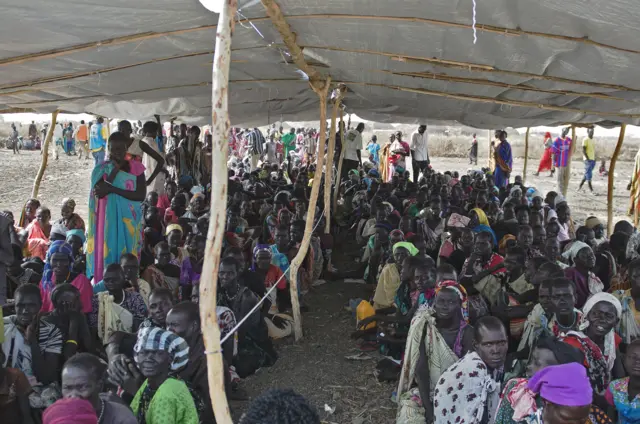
[40,241,92,314]
[560,292,624,393]
[26,206,52,260]
[563,241,604,308]
[131,327,198,424]
[495,336,589,424]
[57,198,85,231]
[613,258,640,344]
[43,398,98,424]
[460,231,506,309]
[372,242,418,309]
[469,207,498,247]
[534,132,555,177]
[606,339,640,424]
[396,281,473,423]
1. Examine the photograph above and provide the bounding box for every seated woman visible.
[40,241,92,314]
[88,264,148,345]
[218,257,277,378]
[25,206,52,260]
[157,180,178,219]
[251,246,292,339]
[396,280,474,423]
[612,258,640,344]
[179,235,206,301]
[61,353,136,424]
[494,339,610,424]
[459,231,506,310]
[65,229,87,276]
[57,198,85,231]
[372,242,418,309]
[18,198,40,229]
[131,327,198,424]
[606,339,640,424]
[166,224,188,266]
[87,131,146,283]
[563,241,604,308]
[560,293,624,395]
[141,242,181,295]
[42,284,93,359]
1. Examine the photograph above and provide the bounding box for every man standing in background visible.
[281,128,296,163]
[342,122,364,180]
[410,124,429,181]
[75,120,89,161]
[89,116,108,165]
[578,127,596,194]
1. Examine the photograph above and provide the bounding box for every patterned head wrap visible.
[389,229,405,241]
[436,280,469,323]
[585,216,602,229]
[165,223,183,236]
[50,222,69,239]
[44,398,97,424]
[446,213,470,228]
[61,198,76,210]
[66,229,86,244]
[253,243,272,260]
[134,327,190,371]
[42,241,75,292]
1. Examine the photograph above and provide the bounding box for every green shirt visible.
[281,133,296,158]
[131,378,199,424]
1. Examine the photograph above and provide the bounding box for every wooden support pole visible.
[487,129,493,170]
[199,1,237,423]
[333,108,346,212]
[31,110,59,199]
[523,127,530,185]
[608,124,627,236]
[561,125,577,197]
[289,77,331,340]
[324,85,346,234]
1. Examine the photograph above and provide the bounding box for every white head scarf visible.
[579,292,622,372]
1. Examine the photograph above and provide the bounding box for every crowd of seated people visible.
[3,121,640,424]
[341,163,640,424]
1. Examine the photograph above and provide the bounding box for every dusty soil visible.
[1,148,637,423]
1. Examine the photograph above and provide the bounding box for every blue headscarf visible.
[472,224,498,247]
[42,241,75,292]
[66,229,86,244]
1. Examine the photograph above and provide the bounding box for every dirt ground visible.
[1,148,637,423]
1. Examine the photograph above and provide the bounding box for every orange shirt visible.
[76,124,88,141]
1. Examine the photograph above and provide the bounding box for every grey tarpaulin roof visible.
[2,0,640,127]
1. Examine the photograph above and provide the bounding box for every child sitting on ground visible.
[0,345,33,424]
[599,159,609,176]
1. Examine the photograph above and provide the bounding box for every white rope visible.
[219,208,325,344]
[472,0,478,44]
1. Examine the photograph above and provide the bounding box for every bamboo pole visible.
[523,127,530,185]
[289,77,331,340]
[199,1,237,423]
[561,125,577,197]
[31,110,59,199]
[333,108,346,212]
[324,85,346,234]
[608,124,627,236]
[487,130,493,169]
[299,44,637,93]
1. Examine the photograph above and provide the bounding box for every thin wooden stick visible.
[300,44,639,93]
[31,110,58,199]
[324,85,346,234]
[333,108,346,212]
[523,127,530,185]
[199,1,237,423]
[376,70,625,101]
[487,130,494,170]
[343,81,640,119]
[288,77,331,340]
[608,124,627,236]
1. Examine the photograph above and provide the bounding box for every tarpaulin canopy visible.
[2,0,640,128]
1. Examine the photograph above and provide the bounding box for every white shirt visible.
[344,129,362,161]
[410,130,429,161]
[53,125,63,139]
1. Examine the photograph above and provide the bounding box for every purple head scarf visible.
[527,363,592,406]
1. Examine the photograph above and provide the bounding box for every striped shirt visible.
[552,136,572,167]
[2,316,63,380]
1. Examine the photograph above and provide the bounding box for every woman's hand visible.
[93,180,111,198]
